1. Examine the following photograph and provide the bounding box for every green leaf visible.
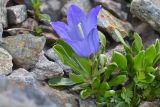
[69,73,85,84]
[108,75,126,87]
[56,39,75,55]
[145,45,156,66]
[104,63,118,81]
[134,50,145,70]
[92,77,101,89]
[80,89,93,99]
[146,67,156,73]
[155,39,160,53]
[99,54,107,67]
[114,29,128,46]
[38,13,51,22]
[48,77,75,86]
[132,33,143,53]
[53,45,82,74]
[145,73,155,83]
[115,102,128,107]
[98,31,106,47]
[99,82,110,91]
[104,90,115,98]
[54,40,91,77]
[112,52,127,70]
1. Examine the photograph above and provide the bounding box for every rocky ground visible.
[0,0,160,107]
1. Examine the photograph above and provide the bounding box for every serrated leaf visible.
[108,75,126,87]
[121,88,133,104]
[48,77,75,86]
[115,102,128,107]
[112,52,127,70]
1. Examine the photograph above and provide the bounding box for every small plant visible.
[31,0,51,23]
[48,4,160,107]
[31,0,51,36]
[114,30,160,106]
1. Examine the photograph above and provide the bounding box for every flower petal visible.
[87,28,100,55]
[50,21,71,40]
[87,5,101,33]
[64,28,100,57]
[67,5,87,40]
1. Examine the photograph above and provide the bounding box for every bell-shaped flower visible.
[51,5,101,57]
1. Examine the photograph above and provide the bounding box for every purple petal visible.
[50,21,71,40]
[87,28,100,54]
[87,5,101,33]
[67,5,87,40]
[64,28,100,57]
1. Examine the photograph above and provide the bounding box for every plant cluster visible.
[31,0,51,35]
[49,5,160,107]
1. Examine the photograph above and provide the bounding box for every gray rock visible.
[7,5,27,24]
[40,83,97,107]
[31,54,64,80]
[24,0,66,20]
[139,101,160,107]
[94,0,127,20]
[0,47,13,75]
[40,0,66,20]
[0,0,8,28]
[98,8,133,42]
[61,0,92,16]
[21,18,38,31]
[8,68,36,86]
[1,34,46,69]
[45,48,72,72]
[0,24,3,42]
[130,0,160,32]
[0,77,58,107]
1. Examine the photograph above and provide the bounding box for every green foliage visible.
[31,0,51,22]
[48,29,159,107]
[115,30,160,106]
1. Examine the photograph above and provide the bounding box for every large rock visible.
[139,101,160,107]
[1,34,46,69]
[0,47,13,75]
[31,54,64,80]
[7,5,27,24]
[0,0,8,28]
[61,0,92,16]
[130,0,160,32]
[0,77,57,107]
[40,83,97,107]
[45,48,72,72]
[8,68,36,86]
[94,0,127,20]
[98,8,132,42]
[0,24,2,42]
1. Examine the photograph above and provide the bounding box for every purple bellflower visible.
[51,5,101,57]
